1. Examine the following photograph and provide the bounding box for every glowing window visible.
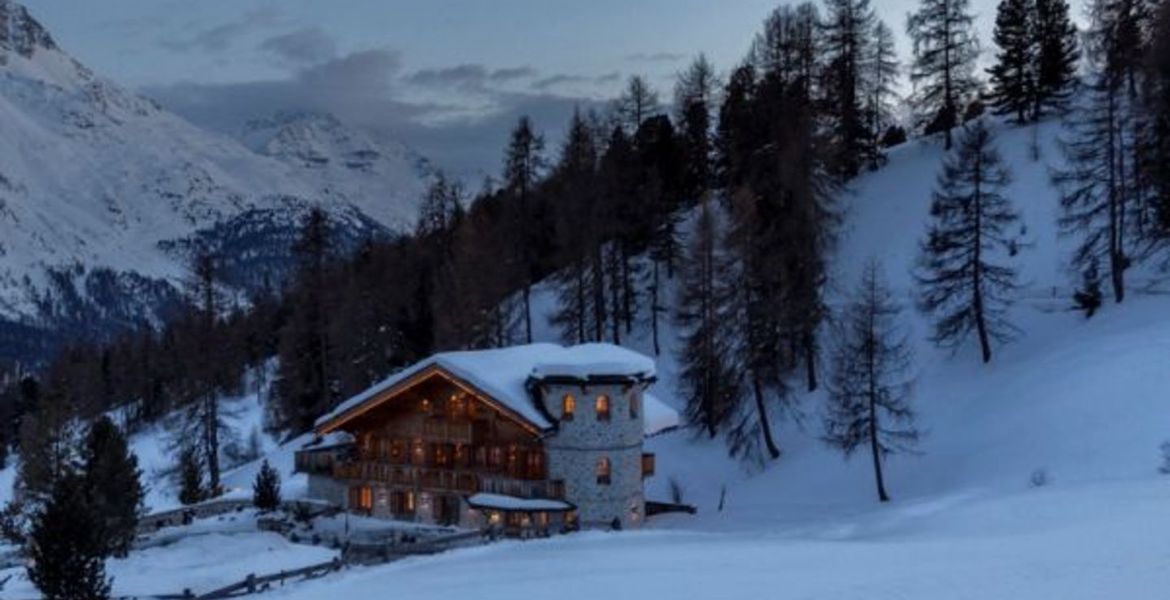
[561,394,575,421]
[420,398,432,413]
[596,456,611,485]
[595,395,610,421]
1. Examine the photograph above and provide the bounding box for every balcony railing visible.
[332,460,564,499]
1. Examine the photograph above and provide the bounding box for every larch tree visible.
[917,120,1023,363]
[674,54,718,201]
[822,0,877,178]
[825,260,919,503]
[907,0,980,149]
[275,208,336,433]
[861,19,901,170]
[616,75,661,135]
[501,116,547,344]
[988,0,1039,123]
[674,199,739,439]
[1052,0,1147,304]
[1033,0,1081,116]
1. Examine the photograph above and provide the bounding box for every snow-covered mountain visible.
[0,1,431,363]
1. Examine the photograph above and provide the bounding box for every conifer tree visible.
[674,54,717,200]
[674,200,739,439]
[615,75,661,135]
[27,474,111,600]
[907,0,980,149]
[917,121,1023,363]
[822,0,878,178]
[81,416,144,557]
[862,20,901,170]
[1053,0,1146,304]
[501,116,547,344]
[988,0,1039,123]
[252,459,281,511]
[825,260,918,502]
[275,208,335,433]
[178,445,204,506]
[1033,0,1080,116]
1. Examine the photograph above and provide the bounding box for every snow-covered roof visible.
[315,343,667,434]
[466,493,574,512]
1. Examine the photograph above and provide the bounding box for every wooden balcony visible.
[333,460,565,499]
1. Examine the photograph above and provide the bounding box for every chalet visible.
[294,343,677,536]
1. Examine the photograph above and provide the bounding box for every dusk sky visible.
[21,0,1002,177]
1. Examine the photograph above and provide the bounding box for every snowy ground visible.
[6,116,1170,598]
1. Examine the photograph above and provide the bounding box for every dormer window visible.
[595,395,610,421]
[562,394,576,421]
[596,456,611,485]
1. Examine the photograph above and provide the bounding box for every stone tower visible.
[539,379,650,529]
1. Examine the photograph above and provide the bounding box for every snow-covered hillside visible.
[5,113,1170,597]
[0,1,431,362]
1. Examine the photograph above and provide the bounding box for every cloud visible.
[143,48,603,177]
[161,6,283,54]
[406,64,490,90]
[531,74,588,90]
[258,27,337,67]
[489,66,538,82]
[625,51,687,63]
[594,71,623,84]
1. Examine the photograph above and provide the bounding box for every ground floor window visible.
[596,456,611,485]
[349,485,373,511]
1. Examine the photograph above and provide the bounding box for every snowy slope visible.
[0,1,431,361]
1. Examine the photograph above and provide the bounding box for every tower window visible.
[595,395,610,422]
[596,456,611,485]
[629,393,640,419]
[562,394,575,421]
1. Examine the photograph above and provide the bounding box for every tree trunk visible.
[972,147,992,363]
[752,376,781,460]
[651,260,661,356]
[522,284,533,344]
[205,394,220,496]
[803,330,817,392]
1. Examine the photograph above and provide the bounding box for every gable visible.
[315,364,546,436]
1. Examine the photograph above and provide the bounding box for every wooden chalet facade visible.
[295,344,676,536]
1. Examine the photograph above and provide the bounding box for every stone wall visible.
[543,382,647,528]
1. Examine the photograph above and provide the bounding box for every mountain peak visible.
[0,1,56,59]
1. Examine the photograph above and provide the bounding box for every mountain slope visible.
[0,1,431,362]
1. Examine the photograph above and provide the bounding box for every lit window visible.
[420,398,432,413]
[562,394,575,421]
[629,393,640,419]
[353,486,372,511]
[596,395,610,421]
[596,456,611,485]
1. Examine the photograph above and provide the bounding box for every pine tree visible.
[861,20,901,170]
[988,0,1039,123]
[917,121,1023,363]
[1033,0,1081,116]
[822,0,878,178]
[674,200,739,439]
[81,416,144,557]
[1143,0,1170,234]
[178,445,204,506]
[27,474,112,600]
[907,0,980,149]
[252,459,281,511]
[825,260,919,503]
[15,389,75,507]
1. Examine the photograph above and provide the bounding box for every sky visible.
[19,0,1003,178]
